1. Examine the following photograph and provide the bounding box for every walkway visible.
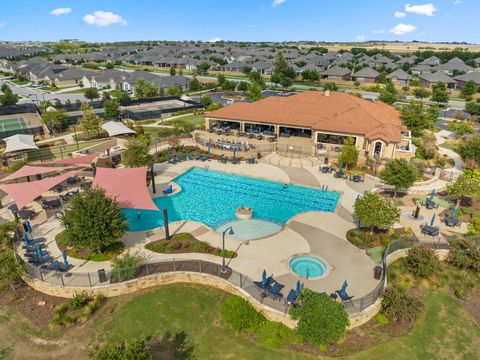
[435,130,463,171]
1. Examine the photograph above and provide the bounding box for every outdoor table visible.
[422,225,439,236]
[255,134,263,140]
[352,175,362,183]
[425,198,438,209]
[444,216,460,227]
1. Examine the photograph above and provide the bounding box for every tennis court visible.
[0,116,29,132]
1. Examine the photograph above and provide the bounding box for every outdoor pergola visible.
[0,170,81,210]
[92,166,157,210]
[101,121,136,137]
[3,134,38,154]
[43,152,99,166]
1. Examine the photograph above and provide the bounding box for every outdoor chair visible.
[254,270,273,290]
[163,184,173,195]
[187,153,193,160]
[67,176,79,185]
[267,282,284,300]
[22,243,46,252]
[18,209,36,219]
[335,281,354,304]
[320,166,331,173]
[334,171,344,179]
[352,175,363,183]
[28,255,53,265]
[286,289,299,305]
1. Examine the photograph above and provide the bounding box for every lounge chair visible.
[335,280,354,304]
[286,289,299,304]
[187,153,193,160]
[163,184,173,195]
[254,276,273,290]
[22,243,46,251]
[267,281,284,300]
[320,166,330,173]
[28,255,53,265]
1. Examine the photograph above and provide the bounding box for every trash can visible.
[374,266,383,280]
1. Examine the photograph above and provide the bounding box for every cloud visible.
[209,37,223,42]
[453,0,462,4]
[404,3,437,16]
[394,11,406,18]
[83,11,128,26]
[0,22,6,28]
[356,35,366,41]
[50,7,72,16]
[389,23,417,35]
[373,29,386,34]
[272,0,286,7]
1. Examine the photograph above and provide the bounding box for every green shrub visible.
[256,321,296,349]
[374,313,389,325]
[447,238,480,272]
[407,245,441,279]
[69,291,90,309]
[290,289,349,346]
[111,252,143,282]
[381,286,424,322]
[90,338,152,360]
[220,295,265,332]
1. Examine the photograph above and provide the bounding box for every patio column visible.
[275,126,280,137]
[240,122,245,132]
[204,117,210,130]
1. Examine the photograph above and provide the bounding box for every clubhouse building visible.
[204,91,413,160]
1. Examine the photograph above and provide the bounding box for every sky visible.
[0,0,478,43]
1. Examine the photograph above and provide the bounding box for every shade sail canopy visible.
[101,121,136,137]
[0,170,80,210]
[3,134,38,153]
[44,153,98,166]
[1,165,73,182]
[92,167,157,210]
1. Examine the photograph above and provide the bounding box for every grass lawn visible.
[166,114,205,127]
[39,86,60,92]
[439,142,459,153]
[10,78,30,85]
[0,283,479,359]
[61,88,87,94]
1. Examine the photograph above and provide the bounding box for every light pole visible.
[29,93,39,106]
[221,226,234,273]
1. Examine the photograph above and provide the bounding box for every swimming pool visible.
[124,168,340,232]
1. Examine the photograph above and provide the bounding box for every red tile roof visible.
[206,91,405,143]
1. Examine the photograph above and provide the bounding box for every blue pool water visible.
[289,256,328,279]
[124,168,340,232]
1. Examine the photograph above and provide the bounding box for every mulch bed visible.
[0,283,65,328]
[460,286,480,325]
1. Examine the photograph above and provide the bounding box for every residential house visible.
[386,69,412,85]
[432,57,474,76]
[321,66,351,81]
[352,67,379,83]
[453,72,480,88]
[221,60,250,73]
[419,72,456,89]
[54,68,97,88]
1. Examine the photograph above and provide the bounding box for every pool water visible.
[289,256,328,279]
[216,219,283,240]
[124,168,340,232]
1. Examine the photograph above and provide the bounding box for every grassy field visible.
[1,283,477,360]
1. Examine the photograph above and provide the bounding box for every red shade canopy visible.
[0,170,81,210]
[44,153,99,166]
[1,165,73,182]
[92,167,158,211]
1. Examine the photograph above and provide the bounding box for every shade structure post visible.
[150,164,156,194]
[163,209,170,240]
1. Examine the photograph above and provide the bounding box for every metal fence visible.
[20,236,427,317]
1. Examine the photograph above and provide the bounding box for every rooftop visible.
[206,91,405,143]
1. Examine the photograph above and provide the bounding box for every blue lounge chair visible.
[200,156,209,161]
[187,153,193,160]
[254,270,273,290]
[22,243,46,251]
[28,255,53,265]
[286,280,302,305]
[163,184,173,195]
[194,154,202,161]
[267,281,284,300]
[42,252,69,272]
[336,280,354,303]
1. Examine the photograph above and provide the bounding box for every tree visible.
[222,80,236,91]
[188,76,202,92]
[447,120,475,137]
[41,109,68,132]
[465,101,480,116]
[431,82,449,104]
[378,81,398,105]
[354,192,400,233]
[246,82,262,101]
[80,102,102,136]
[84,87,99,104]
[197,61,211,75]
[420,131,438,159]
[461,80,477,97]
[380,159,418,197]
[169,67,176,76]
[323,82,338,91]
[271,53,295,90]
[105,62,114,70]
[60,189,128,253]
[237,81,249,92]
[289,289,349,346]
[458,135,480,165]
[199,95,213,107]
[167,85,183,96]
[103,98,120,120]
[413,87,431,101]
[301,69,320,82]
[90,339,152,360]
[447,174,480,207]
[401,101,438,135]
[248,70,265,88]
[0,85,19,106]
[0,250,24,292]
[122,137,153,167]
[217,74,226,88]
[338,137,359,168]
[135,78,159,99]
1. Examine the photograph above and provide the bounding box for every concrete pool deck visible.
[12,160,380,300]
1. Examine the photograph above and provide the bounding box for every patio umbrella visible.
[339,163,343,174]
[217,121,220,129]
[429,189,436,200]
[296,280,302,295]
[62,251,68,267]
[36,244,43,258]
[262,270,267,286]
[24,220,32,233]
[430,213,436,226]
[182,144,185,152]
[167,146,170,160]
[22,232,30,244]
[233,146,237,161]
[208,145,211,155]
[451,206,458,218]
